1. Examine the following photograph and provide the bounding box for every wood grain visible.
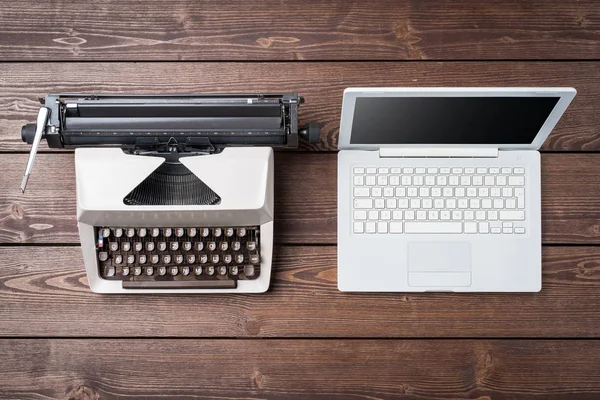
[1,245,599,338]
[1,0,599,61]
[2,2,599,397]
[1,62,599,152]
[1,339,600,399]
[1,153,599,245]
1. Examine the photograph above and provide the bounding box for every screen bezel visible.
[338,87,576,151]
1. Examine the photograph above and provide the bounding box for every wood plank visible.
[1,62,599,152]
[1,245,600,337]
[1,339,600,399]
[1,153,599,245]
[1,0,599,61]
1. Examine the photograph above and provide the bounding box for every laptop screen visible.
[349,96,560,145]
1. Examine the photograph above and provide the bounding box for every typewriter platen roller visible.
[20,94,320,293]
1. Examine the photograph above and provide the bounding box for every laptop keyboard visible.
[352,166,526,234]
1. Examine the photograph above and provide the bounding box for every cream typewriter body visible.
[20,94,320,293]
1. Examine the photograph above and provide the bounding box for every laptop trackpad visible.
[408,242,472,287]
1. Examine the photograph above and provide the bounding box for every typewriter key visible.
[187,255,195,264]
[225,228,234,237]
[183,242,192,251]
[169,266,178,276]
[138,228,147,237]
[230,266,239,275]
[158,242,167,252]
[134,242,143,252]
[218,266,227,275]
[247,241,256,251]
[139,255,147,264]
[232,241,241,251]
[98,252,108,262]
[182,266,190,276]
[162,255,171,264]
[211,255,219,264]
[170,242,179,251]
[206,266,215,276]
[122,266,130,276]
[121,242,131,252]
[187,228,197,237]
[105,266,115,277]
[151,228,160,237]
[151,255,159,264]
[109,242,119,252]
[213,228,222,237]
[250,254,260,265]
[133,266,142,276]
[223,254,232,264]
[115,228,123,238]
[194,266,203,275]
[127,255,135,264]
[146,267,154,276]
[195,242,204,251]
[102,228,111,238]
[164,228,172,237]
[200,228,209,237]
[220,242,228,251]
[114,255,123,265]
[237,228,246,237]
[199,254,208,264]
[236,254,244,264]
[175,255,183,264]
[175,228,184,237]
[244,265,255,277]
[146,243,154,252]
[158,266,166,276]
[126,228,135,238]
[208,242,216,251]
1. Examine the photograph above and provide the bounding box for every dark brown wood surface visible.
[2,339,600,399]
[1,62,600,152]
[1,153,599,245]
[2,0,600,398]
[1,0,599,61]
[0,246,599,338]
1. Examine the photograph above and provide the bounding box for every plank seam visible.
[0,336,599,340]
[1,59,600,63]
[0,243,597,247]
[2,151,600,155]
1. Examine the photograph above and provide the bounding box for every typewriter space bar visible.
[123,280,237,289]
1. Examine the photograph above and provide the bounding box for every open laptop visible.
[337,87,576,292]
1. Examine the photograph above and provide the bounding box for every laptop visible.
[337,87,576,292]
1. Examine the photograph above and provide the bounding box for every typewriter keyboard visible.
[96,226,260,289]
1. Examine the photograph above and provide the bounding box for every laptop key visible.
[404,222,462,234]
[499,210,525,220]
[389,222,403,233]
[464,222,477,233]
[354,199,373,209]
[365,222,376,233]
[353,222,364,233]
[354,187,370,197]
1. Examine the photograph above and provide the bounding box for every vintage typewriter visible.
[20,94,319,293]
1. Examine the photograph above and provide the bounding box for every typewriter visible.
[20,94,319,293]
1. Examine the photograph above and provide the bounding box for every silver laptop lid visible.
[338,87,576,151]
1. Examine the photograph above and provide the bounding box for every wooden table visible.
[1,1,599,398]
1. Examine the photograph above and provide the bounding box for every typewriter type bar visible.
[96,226,260,289]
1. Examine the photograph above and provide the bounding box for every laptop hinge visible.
[379,147,499,158]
